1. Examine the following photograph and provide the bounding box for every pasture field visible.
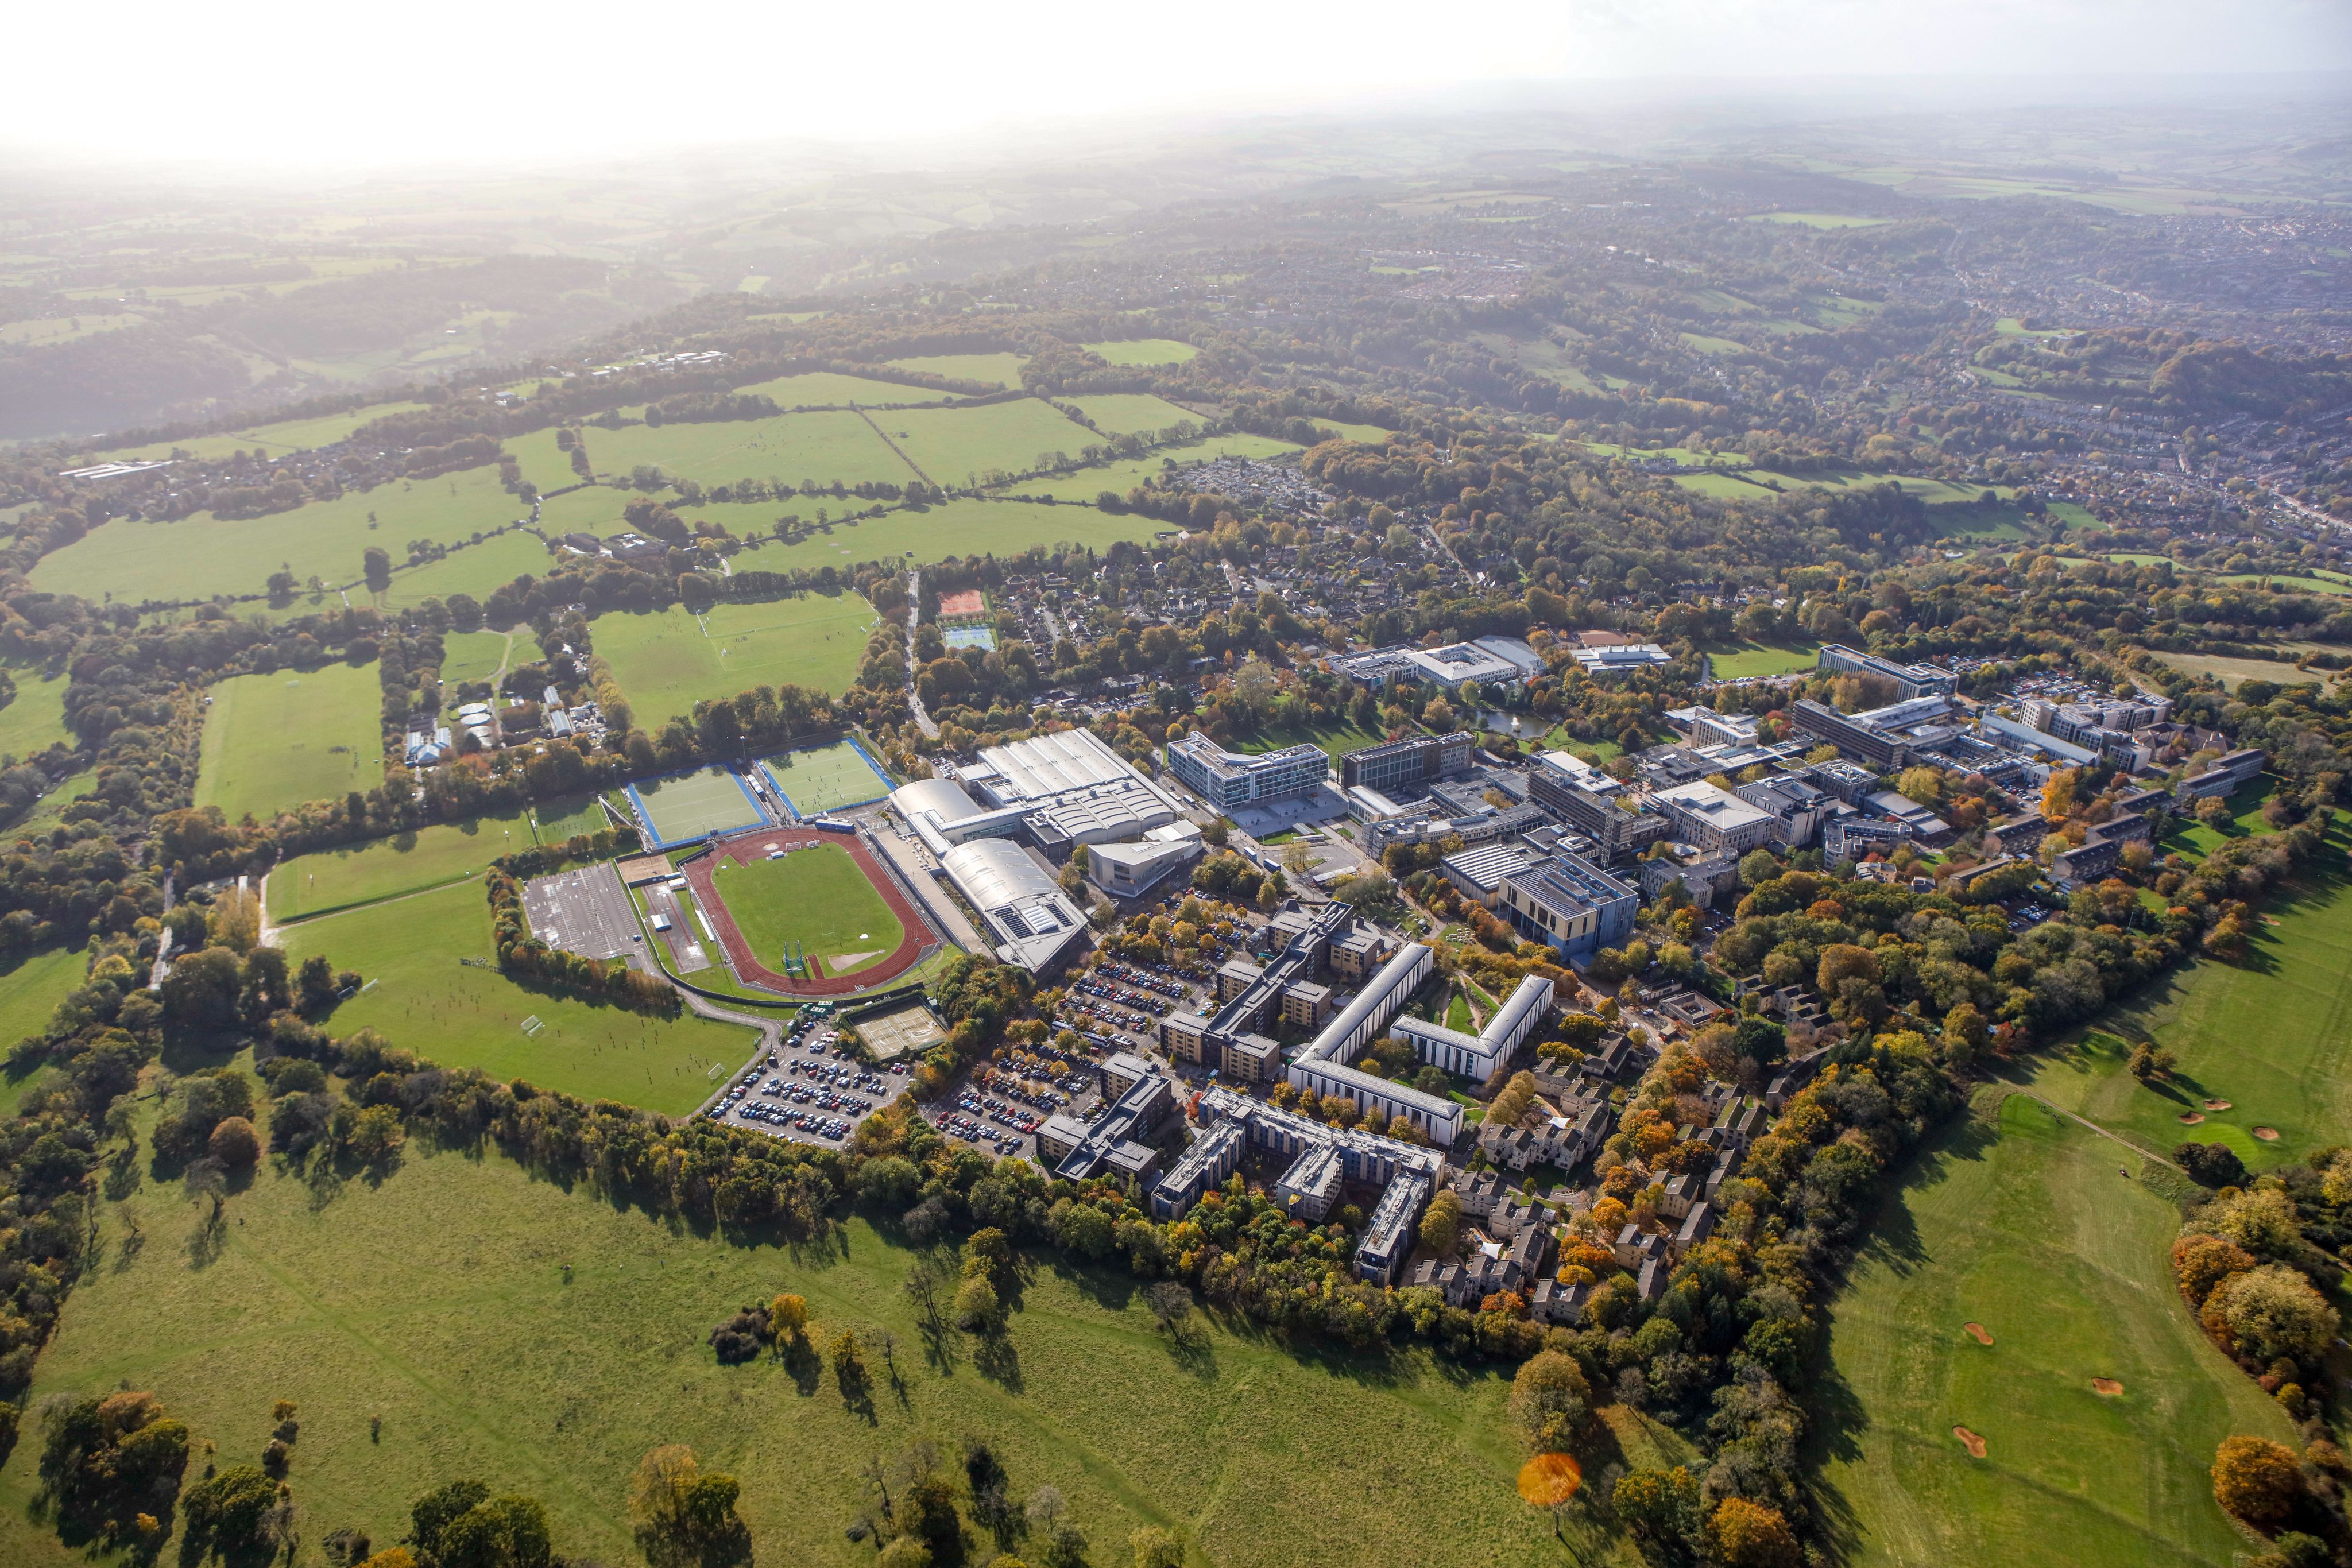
[1066,393,1202,435]
[2146,648,2322,691]
[0,947,88,1055]
[1082,338,1197,365]
[746,499,1167,571]
[2222,572,2352,597]
[514,411,914,493]
[729,371,957,408]
[1010,433,1303,501]
[0,661,72,760]
[195,661,384,823]
[0,1147,1659,1568]
[94,398,434,463]
[709,843,902,974]
[884,351,1028,387]
[760,740,892,815]
[1815,1091,2295,1568]
[530,792,614,844]
[267,810,536,923]
[280,882,756,1114]
[1311,419,1392,444]
[438,629,516,687]
[630,767,768,846]
[33,462,531,604]
[877,398,1091,485]
[1704,638,1821,679]
[2027,822,2351,1168]
[593,594,877,726]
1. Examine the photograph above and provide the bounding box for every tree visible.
[1418,1189,1461,1256]
[1129,1525,1182,1568]
[1711,1498,1802,1567]
[208,1115,260,1168]
[1940,1002,1987,1068]
[1508,1350,1592,1452]
[410,1480,490,1562]
[208,887,262,953]
[954,1274,1003,1332]
[2175,1141,2248,1189]
[629,1446,753,1568]
[435,1493,551,1568]
[2212,1434,2303,1526]
[183,1465,285,1559]
[1612,1465,1701,1547]
[160,946,242,1028]
[363,547,393,594]
[2210,1264,2339,1365]
[768,1292,808,1345]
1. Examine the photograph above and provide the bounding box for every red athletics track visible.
[682,828,941,997]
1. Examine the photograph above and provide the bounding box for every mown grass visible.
[268,811,536,923]
[195,661,384,824]
[281,881,755,1114]
[1226,717,1387,760]
[1703,639,1820,680]
[710,844,902,975]
[760,741,890,815]
[1813,1092,2296,1568]
[730,371,958,408]
[592,594,877,727]
[0,1128,1667,1568]
[510,411,914,496]
[33,463,531,605]
[879,399,1090,486]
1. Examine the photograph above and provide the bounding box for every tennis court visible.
[760,739,894,816]
[628,767,769,848]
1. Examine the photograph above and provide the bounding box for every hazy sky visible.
[12,0,2349,167]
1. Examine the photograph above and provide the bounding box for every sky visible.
[9,0,2349,168]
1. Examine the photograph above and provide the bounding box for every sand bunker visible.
[2178,1112,2206,1124]
[1964,1322,1994,1346]
[2203,1099,2233,1111]
[2091,1378,2125,1396]
[2254,1126,2281,1141]
[1953,1426,1987,1458]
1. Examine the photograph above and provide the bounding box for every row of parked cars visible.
[1092,959,1189,1000]
[935,1109,1028,1154]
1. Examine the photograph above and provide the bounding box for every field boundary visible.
[852,406,934,487]
[686,824,943,997]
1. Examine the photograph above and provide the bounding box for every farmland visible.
[280,881,756,1114]
[878,397,1092,485]
[194,660,385,823]
[1815,1091,2296,1568]
[729,371,957,408]
[32,462,533,605]
[0,1145,1654,1568]
[706,843,903,974]
[736,498,1167,571]
[509,411,912,494]
[591,593,877,727]
[266,808,536,923]
[0,947,90,1082]
[97,397,432,463]
[1066,393,1202,436]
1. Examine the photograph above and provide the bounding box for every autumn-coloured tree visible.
[630,1445,752,1568]
[769,1292,809,1344]
[2212,1434,2303,1526]
[1711,1497,1802,1567]
[1508,1350,1592,1453]
[2172,1233,2257,1306]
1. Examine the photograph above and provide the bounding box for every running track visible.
[683,828,940,996]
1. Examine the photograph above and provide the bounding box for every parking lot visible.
[707,1006,906,1148]
[926,1043,1104,1159]
[521,862,643,962]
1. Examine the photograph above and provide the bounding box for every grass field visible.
[1680,332,1746,355]
[0,1137,1661,1568]
[0,946,87,1052]
[1311,419,1392,444]
[594,595,876,727]
[710,844,903,974]
[2025,823,2351,1169]
[10,766,96,840]
[1228,717,1387,760]
[730,371,957,408]
[195,661,384,823]
[281,882,755,1114]
[1009,434,1303,501]
[877,398,1090,485]
[531,793,613,844]
[375,531,555,617]
[94,400,438,463]
[2146,648,2323,691]
[884,352,1028,388]
[2222,572,2352,597]
[34,463,531,605]
[510,412,914,495]
[1082,338,1197,365]
[1748,211,1892,228]
[1815,1091,2296,1568]
[438,629,516,687]
[1704,639,1820,679]
[0,661,72,760]
[632,768,767,845]
[1066,394,1201,436]
[268,810,536,923]
[744,499,1168,572]
[760,741,892,815]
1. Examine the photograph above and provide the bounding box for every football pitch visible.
[707,843,904,977]
[628,767,767,847]
[195,661,385,823]
[761,739,892,815]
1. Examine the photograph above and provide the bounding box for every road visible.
[904,568,939,738]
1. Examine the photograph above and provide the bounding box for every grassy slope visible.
[267,810,536,922]
[33,463,529,603]
[0,1143,1655,1568]
[711,845,902,972]
[0,661,71,760]
[1815,1093,2295,1568]
[195,661,385,823]
[880,398,1090,485]
[281,882,755,1113]
[593,594,876,727]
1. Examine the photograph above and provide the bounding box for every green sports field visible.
[877,397,1090,485]
[268,810,536,923]
[0,1145,1655,1568]
[1065,393,1201,436]
[1082,338,1197,365]
[594,594,877,727]
[1815,1092,2297,1568]
[195,661,385,823]
[531,793,614,844]
[708,843,902,975]
[1704,638,1821,679]
[437,629,516,687]
[760,740,891,814]
[281,881,755,1114]
[0,661,72,760]
[33,462,531,605]
[632,767,765,844]
[885,351,1028,387]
